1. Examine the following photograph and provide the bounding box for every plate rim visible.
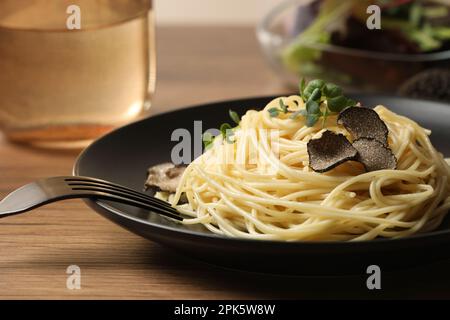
[73,94,450,248]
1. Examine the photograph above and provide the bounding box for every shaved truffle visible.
[145,163,186,193]
[307,130,358,173]
[352,138,397,172]
[337,107,389,145]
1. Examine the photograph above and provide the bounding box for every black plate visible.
[74,95,450,275]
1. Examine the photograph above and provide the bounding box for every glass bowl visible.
[256,0,450,93]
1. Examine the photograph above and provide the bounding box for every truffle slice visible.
[145,163,186,193]
[307,130,358,173]
[352,138,397,172]
[337,107,389,145]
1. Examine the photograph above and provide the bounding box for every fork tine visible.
[65,177,183,221]
[81,189,182,221]
[65,177,172,207]
[70,185,179,215]
[66,181,173,208]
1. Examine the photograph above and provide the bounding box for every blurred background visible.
[156,0,450,102]
[0,0,449,148]
[155,0,280,25]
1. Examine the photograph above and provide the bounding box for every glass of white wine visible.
[0,0,155,148]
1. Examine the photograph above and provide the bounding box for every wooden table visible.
[1,27,450,299]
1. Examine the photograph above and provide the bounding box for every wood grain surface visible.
[1,27,450,300]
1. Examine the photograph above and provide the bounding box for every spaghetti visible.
[167,96,450,241]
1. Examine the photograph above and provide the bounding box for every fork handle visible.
[1,192,182,221]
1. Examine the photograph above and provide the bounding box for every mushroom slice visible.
[337,106,389,146]
[145,163,186,193]
[307,130,358,173]
[352,138,397,172]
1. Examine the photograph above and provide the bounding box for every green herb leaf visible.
[283,79,359,128]
[321,108,329,128]
[229,109,240,125]
[346,98,357,107]
[268,107,280,118]
[219,123,236,144]
[202,132,214,150]
[309,88,322,102]
[327,95,349,112]
[303,79,325,101]
[220,123,232,137]
[323,83,342,98]
[300,78,306,101]
[279,99,288,113]
[304,79,358,126]
[306,100,320,115]
[289,109,307,119]
[308,79,326,89]
[306,113,320,127]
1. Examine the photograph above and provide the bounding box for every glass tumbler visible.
[0,0,156,148]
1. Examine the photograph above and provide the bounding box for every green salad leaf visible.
[281,0,356,74]
[281,0,450,75]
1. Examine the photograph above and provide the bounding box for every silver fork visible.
[0,176,182,221]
